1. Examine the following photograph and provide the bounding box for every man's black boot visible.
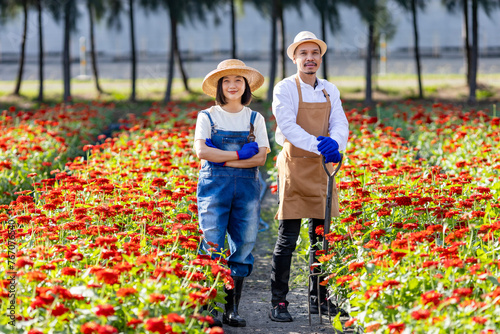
[223,276,246,327]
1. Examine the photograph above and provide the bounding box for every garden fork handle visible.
[322,153,343,251]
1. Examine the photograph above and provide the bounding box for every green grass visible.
[1,73,499,112]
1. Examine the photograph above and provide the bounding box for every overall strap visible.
[199,109,216,135]
[247,110,257,142]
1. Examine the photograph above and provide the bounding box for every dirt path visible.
[221,184,351,334]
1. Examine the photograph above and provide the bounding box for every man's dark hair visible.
[216,76,253,106]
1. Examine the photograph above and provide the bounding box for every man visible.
[269,31,349,322]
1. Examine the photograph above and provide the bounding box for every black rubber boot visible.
[223,276,246,327]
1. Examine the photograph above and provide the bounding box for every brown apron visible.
[275,76,340,220]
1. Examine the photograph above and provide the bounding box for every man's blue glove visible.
[205,138,225,166]
[236,142,259,160]
[324,149,342,163]
[317,136,339,155]
[205,138,217,148]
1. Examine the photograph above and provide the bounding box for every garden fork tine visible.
[308,154,343,326]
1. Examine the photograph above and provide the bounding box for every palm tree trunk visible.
[63,0,72,102]
[320,10,327,80]
[88,0,103,94]
[129,0,137,101]
[279,3,286,80]
[365,22,374,106]
[37,0,44,102]
[175,39,190,92]
[468,0,478,104]
[267,0,278,102]
[463,0,471,87]
[230,0,237,59]
[165,10,177,103]
[411,0,423,99]
[13,0,28,96]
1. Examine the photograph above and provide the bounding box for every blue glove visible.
[205,138,225,166]
[317,136,339,155]
[324,149,341,163]
[236,142,259,160]
[205,138,217,148]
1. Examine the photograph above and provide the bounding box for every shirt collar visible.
[297,75,324,91]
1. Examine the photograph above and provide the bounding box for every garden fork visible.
[308,153,343,325]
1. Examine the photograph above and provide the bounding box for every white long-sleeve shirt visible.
[272,75,349,155]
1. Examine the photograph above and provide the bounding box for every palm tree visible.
[12,0,28,96]
[143,0,211,102]
[106,0,137,101]
[307,0,342,81]
[36,0,43,102]
[87,0,105,94]
[442,0,497,104]
[394,0,428,99]
[46,0,78,102]
[349,0,378,105]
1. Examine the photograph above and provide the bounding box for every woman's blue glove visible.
[237,142,259,160]
[205,138,225,166]
[317,136,339,155]
[205,138,218,148]
[324,149,341,163]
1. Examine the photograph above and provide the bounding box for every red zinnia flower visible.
[145,318,168,333]
[116,287,137,297]
[61,267,78,276]
[411,309,431,320]
[387,322,405,334]
[166,313,185,324]
[95,304,115,317]
[81,322,100,334]
[150,293,166,303]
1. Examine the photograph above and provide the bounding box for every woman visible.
[194,59,270,327]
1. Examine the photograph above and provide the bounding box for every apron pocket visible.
[283,156,325,198]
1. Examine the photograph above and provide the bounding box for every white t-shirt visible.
[195,105,271,152]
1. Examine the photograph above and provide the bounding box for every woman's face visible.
[222,75,246,102]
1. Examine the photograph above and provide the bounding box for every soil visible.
[219,184,353,334]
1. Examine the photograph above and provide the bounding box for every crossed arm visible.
[194,139,267,168]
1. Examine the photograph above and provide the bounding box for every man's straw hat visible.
[202,59,264,97]
[287,31,327,60]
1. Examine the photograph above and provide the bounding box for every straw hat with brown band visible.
[202,59,265,98]
[287,31,327,60]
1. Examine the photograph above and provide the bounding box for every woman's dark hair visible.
[216,76,253,106]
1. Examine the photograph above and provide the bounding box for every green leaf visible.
[365,263,375,274]
[408,278,420,291]
[487,276,500,286]
[332,312,343,331]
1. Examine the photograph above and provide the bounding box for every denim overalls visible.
[197,110,261,278]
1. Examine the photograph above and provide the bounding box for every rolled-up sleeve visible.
[273,82,320,154]
[328,87,349,151]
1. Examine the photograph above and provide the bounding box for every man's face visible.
[293,42,322,75]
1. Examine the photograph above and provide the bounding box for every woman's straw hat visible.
[287,31,327,60]
[202,59,264,97]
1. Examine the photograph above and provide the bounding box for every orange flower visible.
[116,287,137,297]
[166,313,185,324]
[388,322,405,334]
[149,293,166,303]
[411,309,431,320]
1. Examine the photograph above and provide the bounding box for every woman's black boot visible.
[222,276,246,327]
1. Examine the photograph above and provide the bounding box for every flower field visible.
[1,102,227,333]
[314,103,500,333]
[1,100,499,334]
[0,103,112,205]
